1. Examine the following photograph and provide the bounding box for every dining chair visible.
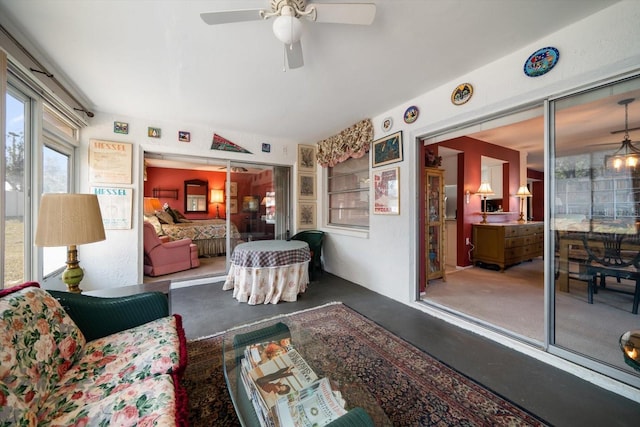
[581,232,640,314]
[290,230,325,281]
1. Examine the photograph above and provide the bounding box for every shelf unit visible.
[425,168,446,283]
[152,188,179,199]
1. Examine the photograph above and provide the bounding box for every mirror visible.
[185,179,208,213]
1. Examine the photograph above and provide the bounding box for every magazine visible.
[248,349,319,413]
[275,377,348,427]
[245,337,295,369]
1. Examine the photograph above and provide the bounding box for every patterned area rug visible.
[182,302,547,426]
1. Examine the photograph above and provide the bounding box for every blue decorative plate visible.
[524,47,559,77]
[404,106,419,124]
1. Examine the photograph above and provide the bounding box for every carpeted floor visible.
[182,302,548,426]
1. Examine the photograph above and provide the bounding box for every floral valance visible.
[316,119,373,167]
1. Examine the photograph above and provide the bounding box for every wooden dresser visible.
[472,222,543,271]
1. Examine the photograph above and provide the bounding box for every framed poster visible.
[297,202,317,229]
[229,182,238,197]
[298,174,316,200]
[229,198,238,214]
[298,144,317,172]
[90,186,133,229]
[89,139,133,184]
[372,131,403,168]
[373,167,400,215]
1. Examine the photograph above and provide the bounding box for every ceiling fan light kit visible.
[200,0,376,70]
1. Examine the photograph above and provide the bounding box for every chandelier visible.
[605,98,640,170]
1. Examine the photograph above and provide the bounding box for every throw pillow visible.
[155,211,174,225]
[144,215,164,235]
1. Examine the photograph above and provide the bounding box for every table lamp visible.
[35,193,106,293]
[620,330,640,372]
[475,182,494,224]
[210,189,225,218]
[143,197,162,215]
[515,185,532,223]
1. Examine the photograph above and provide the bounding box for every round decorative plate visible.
[524,46,559,77]
[404,106,419,124]
[382,117,393,132]
[451,83,473,105]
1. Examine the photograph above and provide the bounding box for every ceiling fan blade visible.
[286,41,304,69]
[200,9,263,25]
[311,3,376,25]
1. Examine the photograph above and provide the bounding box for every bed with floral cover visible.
[0,282,188,426]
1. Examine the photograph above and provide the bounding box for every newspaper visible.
[275,377,348,427]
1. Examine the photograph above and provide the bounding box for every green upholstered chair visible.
[290,230,325,281]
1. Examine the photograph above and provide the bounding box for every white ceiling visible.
[0,0,632,172]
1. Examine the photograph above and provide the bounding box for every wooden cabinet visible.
[425,168,446,282]
[472,222,543,271]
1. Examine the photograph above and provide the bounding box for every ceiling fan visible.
[200,0,376,69]
[218,166,248,172]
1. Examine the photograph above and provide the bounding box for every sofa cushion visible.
[0,285,85,413]
[0,383,38,426]
[155,210,174,224]
[39,374,178,426]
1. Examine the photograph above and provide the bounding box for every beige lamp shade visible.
[143,197,162,215]
[475,182,494,196]
[210,189,224,204]
[516,185,532,198]
[35,193,106,247]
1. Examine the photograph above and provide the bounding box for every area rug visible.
[182,302,547,426]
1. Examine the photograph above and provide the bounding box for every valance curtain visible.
[316,119,373,167]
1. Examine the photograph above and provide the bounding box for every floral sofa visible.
[0,282,188,426]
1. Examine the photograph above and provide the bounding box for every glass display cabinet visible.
[425,168,446,283]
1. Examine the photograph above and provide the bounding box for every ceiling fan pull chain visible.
[283,45,287,72]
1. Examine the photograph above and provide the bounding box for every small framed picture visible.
[298,174,316,200]
[262,143,271,153]
[373,167,400,215]
[382,117,393,132]
[114,121,129,134]
[178,131,191,142]
[148,127,161,138]
[298,144,317,173]
[297,202,317,229]
[229,198,238,214]
[229,182,237,197]
[372,131,403,168]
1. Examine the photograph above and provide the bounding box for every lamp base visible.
[518,212,526,223]
[63,245,84,293]
[480,211,488,224]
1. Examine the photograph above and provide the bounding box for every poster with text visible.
[89,139,133,184]
[91,186,133,229]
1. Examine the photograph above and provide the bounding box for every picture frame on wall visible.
[229,182,237,197]
[242,195,260,212]
[88,139,133,184]
[298,144,317,172]
[373,167,400,215]
[298,174,316,199]
[297,202,317,229]
[229,198,238,214]
[372,131,403,168]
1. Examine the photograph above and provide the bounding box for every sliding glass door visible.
[550,75,640,385]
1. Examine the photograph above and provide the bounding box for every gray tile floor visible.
[171,273,640,427]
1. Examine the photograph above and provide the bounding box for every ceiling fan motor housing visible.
[270,0,307,16]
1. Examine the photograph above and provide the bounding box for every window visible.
[327,155,369,228]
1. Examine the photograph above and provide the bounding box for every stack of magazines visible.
[240,338,348,427]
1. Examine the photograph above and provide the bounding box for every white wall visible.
[77,113,300,290]
[322,1,640,305]
[71,2,640,294]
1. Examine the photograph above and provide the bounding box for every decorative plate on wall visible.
[451,83,473,105]
[382,117,393,132]
[404,106,419,124]
[524,46,559,77]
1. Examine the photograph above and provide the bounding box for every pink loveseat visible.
[143,221,200,276]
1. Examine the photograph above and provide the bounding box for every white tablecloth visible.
[223,240,310,304]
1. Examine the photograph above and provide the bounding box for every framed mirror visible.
[185,179,208,213]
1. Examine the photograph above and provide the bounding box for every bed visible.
[158,219,242,257]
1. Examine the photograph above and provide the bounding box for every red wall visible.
[434,137,521,268]
[528,168,545,222]
[144,167,273,229]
